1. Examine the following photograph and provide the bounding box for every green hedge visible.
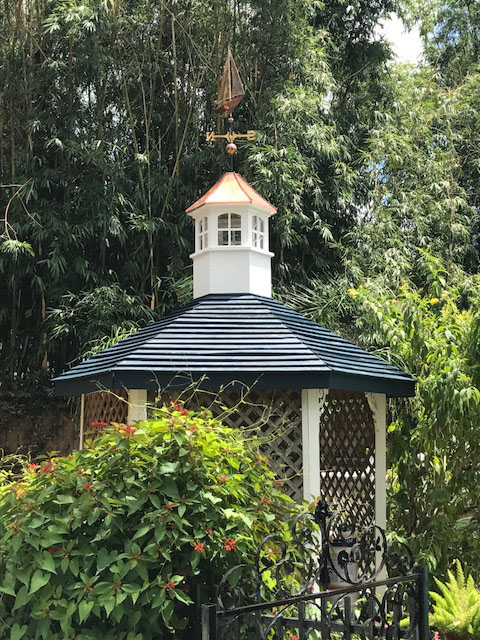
[0,403,301,639]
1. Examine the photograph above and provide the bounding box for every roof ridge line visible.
[232,172,253,204]
[260,298,334,373]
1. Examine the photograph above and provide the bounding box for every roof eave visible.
[53,368,416,398]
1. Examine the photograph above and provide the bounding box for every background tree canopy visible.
[2,0,480,577]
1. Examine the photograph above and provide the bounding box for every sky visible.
[376,15,424,64]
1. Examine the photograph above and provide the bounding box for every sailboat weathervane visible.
[206,50,257,156]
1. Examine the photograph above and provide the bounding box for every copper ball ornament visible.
[226,142,237,155]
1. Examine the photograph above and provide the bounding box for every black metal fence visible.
[201,502,430,640]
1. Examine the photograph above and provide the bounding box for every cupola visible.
[186,171,277,298]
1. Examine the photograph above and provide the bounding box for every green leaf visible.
[149,494,162,509]
[36,551,57,574]
[173,589,193,605]
[10,623,28,640]
[178,504,186,518]
[30,569,50,594]
[239,513,253,528]
[0,572,16,596]
[69,558,80,576]
[79,599,94,623]
[162,477,179,499]
[54,495,74,504]
[154,524,166,542]
[97,547,112,572]
[161,600,174,626]
[13,586,32,611]
[104,597,116,617]
[132,524,151,540]
[159,462,179,474]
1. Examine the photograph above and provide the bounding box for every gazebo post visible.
[79,393,85,450]
[366,393,387,531]
[301,389,328,501]
[127,389,148,423]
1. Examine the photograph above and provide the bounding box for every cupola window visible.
[252,215,265,249]
[198,216,208,250]
[218,213,241,246]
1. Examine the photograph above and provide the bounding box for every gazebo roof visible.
[53,293,415,397]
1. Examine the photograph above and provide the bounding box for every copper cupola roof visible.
[186,172,277,214]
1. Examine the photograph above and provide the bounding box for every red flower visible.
[194,542,205,553]
[219,475,228,483]
[205,527,213,535]
[118,423,137,436]
[28,463,39,471]
[224,538,237,552]
[48,546,59,554]
[91,421,108,430]
[165,502,174,510]
[40,461,54,474]
[291,635,299,640]
[172,402,189,416]
[165,581,176,590]
[76,469,84,476]
[83,482,93,491]
[260,497,270,505]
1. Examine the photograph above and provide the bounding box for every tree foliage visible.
[349,257,480,576]
[0,0,395,388]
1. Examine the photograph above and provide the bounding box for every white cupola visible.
[186,171,277,298]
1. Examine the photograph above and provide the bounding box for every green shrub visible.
[430,560,480,638]
[0,403,301,639]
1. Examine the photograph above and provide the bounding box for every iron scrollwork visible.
[215,501,420,640]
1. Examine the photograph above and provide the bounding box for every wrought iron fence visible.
[201,502,430,640]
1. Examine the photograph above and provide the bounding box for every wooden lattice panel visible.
[148,389,303,501]
[83,389,128,433]
[319,389,375,526]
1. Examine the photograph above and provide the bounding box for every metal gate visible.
[201,502,430,640]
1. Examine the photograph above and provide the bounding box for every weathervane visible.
[206,50,257,158]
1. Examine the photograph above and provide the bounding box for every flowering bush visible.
[0,404,300,640]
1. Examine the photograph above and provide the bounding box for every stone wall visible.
[0,393,77,458]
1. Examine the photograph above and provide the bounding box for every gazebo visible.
[53,170,415,531]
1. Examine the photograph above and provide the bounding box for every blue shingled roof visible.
[52,293,415,397]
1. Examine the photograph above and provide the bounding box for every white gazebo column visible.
[366,392,387,583]
[127,389,148,423]
[301,389,328,501]
[79,393,85,450]
[366,392,387,531]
